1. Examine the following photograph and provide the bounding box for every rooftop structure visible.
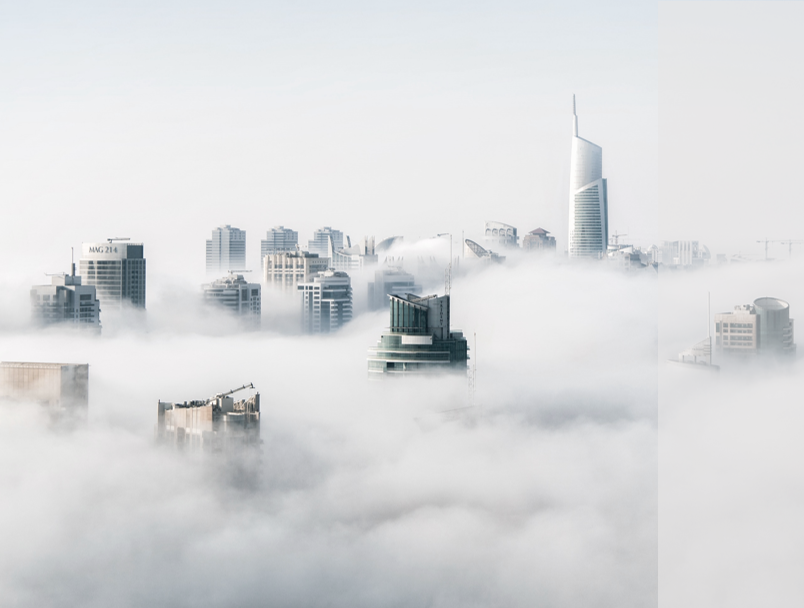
[367,293,468,376]
[484,221,518,248]
[30,269,100,329]
[568,96,608,258]
[156,383,260,452]
[206,225,246,276]
[307,227,344,258]
[464,239,505,263]
[0,361,89,422]
[333,237,378,271]
[659,241,711,268]
[79,240,146,309]
[376,236,403,253]
[263,251,329,293]
[523,228,556,252]
[202,274,261,327]
[260,226,298,267]
[714,297,795,356]
[298,269,353,333]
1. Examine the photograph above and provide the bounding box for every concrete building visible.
[715,298,795,356]
[0,361,89,419]
[206,225,246,275]
[464,239,505,263]
[333,237,378,271]
[568,96,608,258]
[202,274,261,326]
[156,384,260,452]
[367,267,422,311]
[523,228,556,252]
[31,269,100,329]
[307,227,344,258]
[367,293,468,376]
[79,240,146,309]
[298,270,352,333]
[263,251,330,293]
[484,221,519,248]
[260,226,298,266]
[660,240,711,268]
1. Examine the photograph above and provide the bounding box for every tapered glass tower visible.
[568,96,608,258]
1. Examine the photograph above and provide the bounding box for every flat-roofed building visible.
[260,226,298,267]
[307,227,344,258]
[523,228,556,252]
[0,361,89,420]
[202,274,261,327]
[715,304,759,355]
[31,271,100,329]
[206,225,246,276]
[298,270,352,333]
[79,240,146,309]
[263,251,330,293]
[367,267,421,311]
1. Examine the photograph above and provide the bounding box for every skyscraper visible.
[260,226,298,267]
[263,251,329,293]
[79,240,146,309]
[202,274,261,327]
[206,225,246,275]
[307,227,344,258]
[568,96,608,258]
[31,270,101,329]
[298,270,352,333]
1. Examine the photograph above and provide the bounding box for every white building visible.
[202,274,261,327]
[79,240,146,309]
[263,251,330,293]
[464,239,505,263]
[333,237,378,271]
[260,226,298,267]
[307,227,344,258]
[484,221,518,248]
[298,270,352,333]
[31,270,100,329]
[659,241,711,268]
[367,267,422,311]
[568,96,608,258]
[206,225,246,275]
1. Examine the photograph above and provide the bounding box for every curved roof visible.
[376,236,403,252]
[484,220,516,231]
[753,297,789,311]
[465,239,490,258]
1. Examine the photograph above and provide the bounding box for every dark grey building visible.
[31,269,100,329]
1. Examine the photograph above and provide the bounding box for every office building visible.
[568,96,608,258]
[367,293,468,376]
[367,267,422,311]
[31,268,100,329]
[523,228,557,252]
[79,240,146,309]
[206,225,246,275]
[659,240,711,268]
[715,297,795,356]
[298,270,352,333]
[464,239,505,263]
[333,237,378,271]
[202,274,261,326]
[156,384,260,452]
[484,221,519,248]
[260,226,298,266]
[263,251,330,293]
[307,227,344,258]
[0,361,89,420]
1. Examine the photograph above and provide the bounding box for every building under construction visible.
[156,383,260,451]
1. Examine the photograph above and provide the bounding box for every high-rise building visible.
[202,274,261,327]
[568,96,608,258]
[367,267,422,311]
[0,361,89,421]
[367,293,468,376]
[31,269,101,329]
[523,228,557,252]
[260,226,298,267]
[206,225,246,275]
[484,221,519,248]
[307,227,344,258]
[263,251,330,293]
[715,298,795,356]
[79,240,146,309]
[298,269,352,333]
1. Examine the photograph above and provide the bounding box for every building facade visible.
[260,226,298,266]
[484,221,519,248]
[263,251,330,292]
[0,361,89,420]
[568,96,608,258]
[367,267,422,311]
[307,227,344,258]
[31,271,100,329]
[202,274,261,327]
[523,228,557,252]
[298,270,353,333]
[79,241,146,309]
[715,298,795,356]
[206,225,246,275]
[367,293,469,376]
[659,241,711,268]
[332,237,378,271]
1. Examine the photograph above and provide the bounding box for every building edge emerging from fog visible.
[79,240,146,309]
[568,96,608,259]
[715,297,795,357]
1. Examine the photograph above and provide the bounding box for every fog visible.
[0,255,658,607]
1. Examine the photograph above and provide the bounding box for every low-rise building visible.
[367,293,468,376]
[484,221,518,248]
[31,270,100,329]
[263,251,330,293]
[0,361,89,421]
[298,270,353,333]
[202,274,261,327]
[522,228,556,252]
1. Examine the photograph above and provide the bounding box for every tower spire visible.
[572,94,578,136]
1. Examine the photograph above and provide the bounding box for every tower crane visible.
[779,240,804,258]
[756,238,783,261]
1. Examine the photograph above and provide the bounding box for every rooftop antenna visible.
[71,247,75,276]
[572,93,579,136]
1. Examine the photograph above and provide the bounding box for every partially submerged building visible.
[0,361,89,420]
[714,297,795,357]
[202,274,261,327]
[523,228,556,252]
[464,239,505,263]
[156,384,260,451]
[484,221,518,248]
[298,270,353,333]
[367,267,421,311]
[263,251,329,293]
[31,269,101,329]
[367,293,468,376]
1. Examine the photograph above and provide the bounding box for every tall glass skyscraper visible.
[568,96,608,258]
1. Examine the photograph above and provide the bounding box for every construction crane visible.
[756,238,784,261]
[609,231,628,247]
[780,240,804,258]
[215,383,254,399]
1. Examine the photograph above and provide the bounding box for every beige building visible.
[715,304,760,355]
[263,251,329,292]
[0,361,89,418]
